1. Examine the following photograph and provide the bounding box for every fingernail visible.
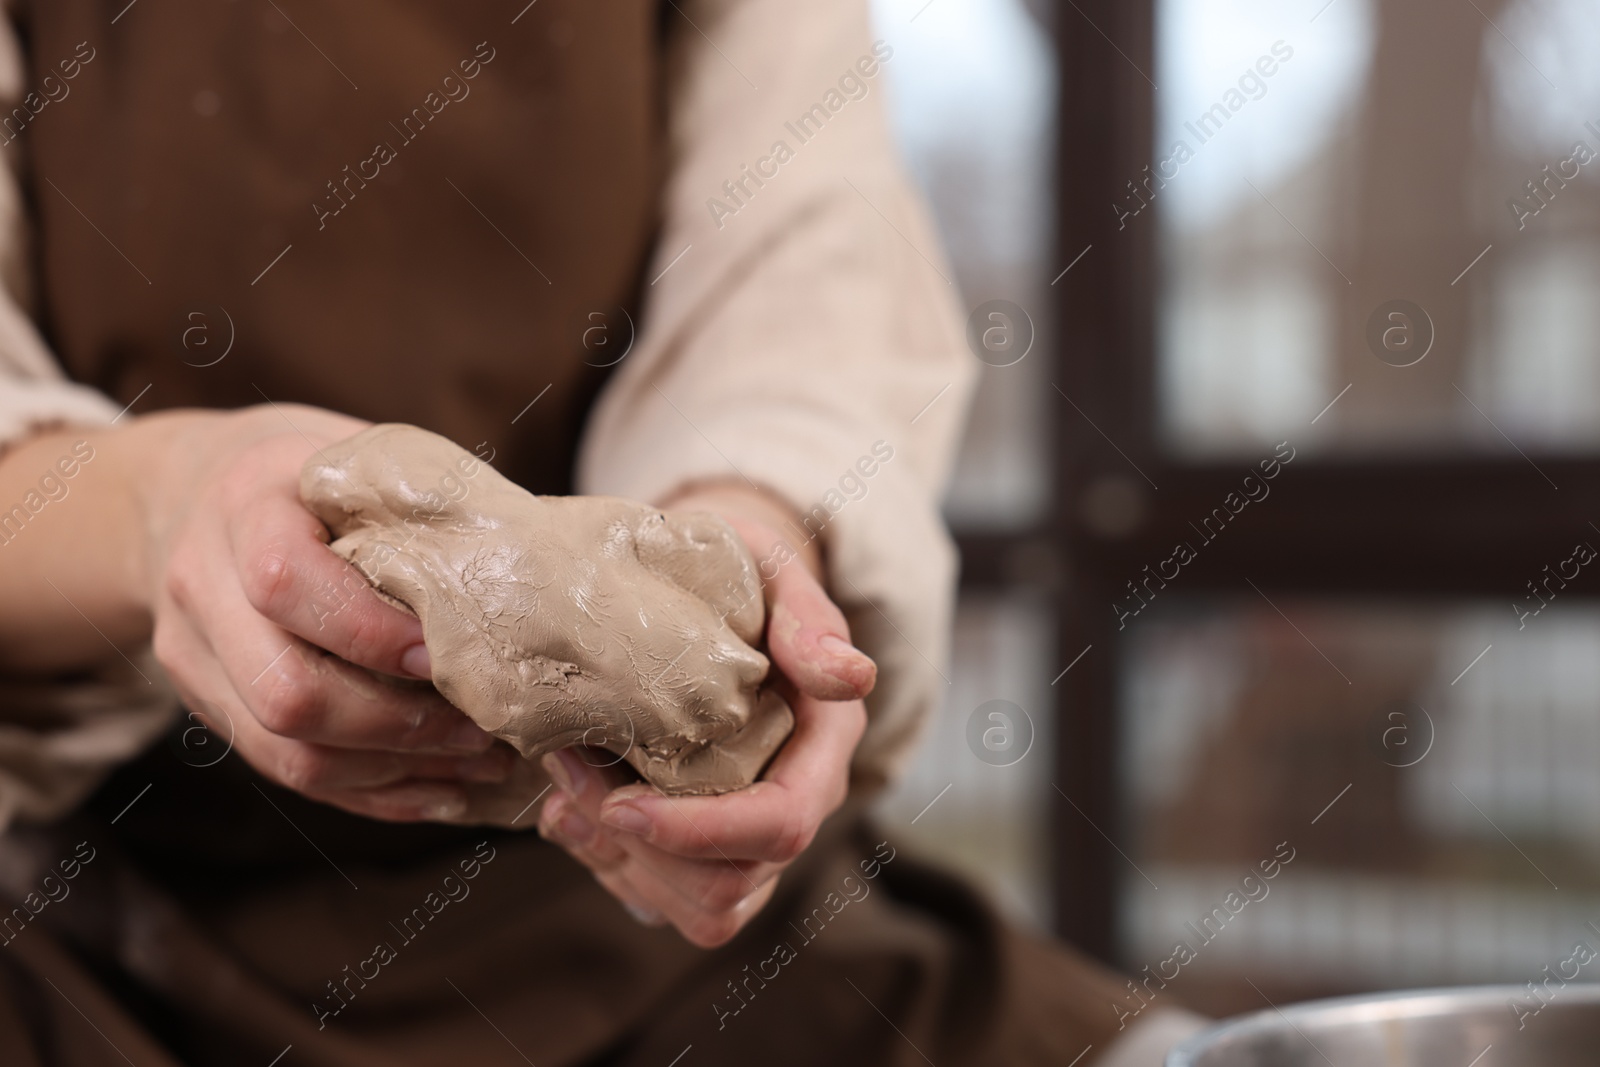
[558,807,595,845]
[445,719,495,753]
[624,900,665,927]
[818,632,877,693]
[599,801,653,837]
[426,795,467,820]
[819,633,859,657]
[458,751,509,783]
[401,643,432,679]
[541,752,575,794]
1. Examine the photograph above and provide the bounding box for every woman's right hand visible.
[136,404,511,820]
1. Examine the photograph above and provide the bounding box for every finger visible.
[315,779,478,823]
[722,516,875,702]
[247,730,499,804]
[541,778,781,943]
[538,790,628,867]
[542,790,774,944]
[230,491,433,680]
[610,831,780,914]
[245,723,506,793]
[766,589,875,702]
[621,860,777,948]
[596,693,864,863]
[183,565,493,754]
[156,612,508,798]
[591,866,671,928]
[543,751,780,910]
[539,751,631,866]
[247,638,492,755]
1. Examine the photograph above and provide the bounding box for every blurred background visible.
[867,0,1600,1018]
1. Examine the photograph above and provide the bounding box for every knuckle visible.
[241,551,296,619]
[391,708,442,750]
[255,666,320,737]
[338,605,394,669]
[276,743,332,793]
[163,555,199,615]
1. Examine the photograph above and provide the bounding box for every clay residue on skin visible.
[299,424,793,796]
[767,601,869,702]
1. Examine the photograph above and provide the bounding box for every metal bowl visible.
[1166,985,1600,1066]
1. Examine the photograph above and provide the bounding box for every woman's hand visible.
[537,484,874,946]
[138,405,508,820]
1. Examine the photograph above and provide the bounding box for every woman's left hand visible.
[537,485,874,947]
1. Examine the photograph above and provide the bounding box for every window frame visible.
[1035,0,1599,964]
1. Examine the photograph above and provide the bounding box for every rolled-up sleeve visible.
[0,8,176,828]
[577,0,974,788]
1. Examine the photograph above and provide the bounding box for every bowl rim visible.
[1165,984,1600,1067]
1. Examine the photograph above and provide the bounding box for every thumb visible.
[765,567,876,702]
[702,508,876,702]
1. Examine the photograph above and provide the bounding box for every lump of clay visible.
[299,424,794,796]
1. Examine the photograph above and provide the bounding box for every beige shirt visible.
[0,0,975,824]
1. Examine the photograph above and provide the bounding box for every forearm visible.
[0,411,201,673]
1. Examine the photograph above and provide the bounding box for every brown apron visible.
[0,1,1134,1062]
[20,0,660,494]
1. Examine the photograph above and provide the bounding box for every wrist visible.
[0,414,192,670]
[84,412,220,627]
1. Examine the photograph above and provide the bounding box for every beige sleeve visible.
[0,11,177,828]
[577,0,975,788]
